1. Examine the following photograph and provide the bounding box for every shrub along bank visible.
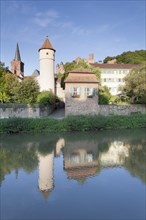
[0,114,146,134]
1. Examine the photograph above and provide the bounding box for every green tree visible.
[16,77,40,104]
[98,86,111,104]
[0,62,10,103]
[0,63,40,104]
[103,50,146,64]
[4,73,20,103]
[103,56,116,63]
[121,65,146,103]
[37,90,56,106]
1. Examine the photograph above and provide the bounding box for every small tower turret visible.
[39,36,56,93]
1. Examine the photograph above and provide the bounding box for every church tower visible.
[11,43,24,78]
[39,36,56,93]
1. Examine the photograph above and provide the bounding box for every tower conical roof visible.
[39,36,56,52]
[15,43,21,61]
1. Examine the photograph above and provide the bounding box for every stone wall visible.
[99,104,146,116]
[0,104,54,119]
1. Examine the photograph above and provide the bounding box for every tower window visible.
[46,52,49,55]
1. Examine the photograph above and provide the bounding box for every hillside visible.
[103,50,146,64]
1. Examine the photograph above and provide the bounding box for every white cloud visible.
[59,21,91,36]
[32,9,91,36]
[32,9,59,27]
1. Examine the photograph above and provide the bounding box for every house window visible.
[73,88,78,96]
[70,87,80,97]
[85,88,94,97]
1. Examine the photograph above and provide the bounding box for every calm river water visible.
[0,129,146,220]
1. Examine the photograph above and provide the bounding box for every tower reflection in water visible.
[37,135,131,197]
[38,151,54,198]
[37,138,65,199]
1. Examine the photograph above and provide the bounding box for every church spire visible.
[11,42,24,78]
[14,43,21,61]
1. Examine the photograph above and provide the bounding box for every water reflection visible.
[64,139,99,181]
[99,141,129,167]
[37,151,54,198]
[0,129,146,199]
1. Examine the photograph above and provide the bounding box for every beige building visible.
[91,63,139,95]
[65,69,99,116]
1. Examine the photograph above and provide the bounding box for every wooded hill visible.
[103,50,146,64]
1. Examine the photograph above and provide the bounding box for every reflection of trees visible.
[124,141,146,183]
[0,147,38,184]
[0,134,58,185]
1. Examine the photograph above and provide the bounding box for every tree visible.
[16,77,40,104]
[103,56,116,63]
[0,62,10,103]
[0,62,40,104]
[37,90,56,106]
[121,65,146,103]
[4,73,20,103]
[103,50,146,64]
[0,62,23,103]
[98,86,111,104]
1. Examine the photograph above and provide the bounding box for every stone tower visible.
[39,36,56,93]
[11,43,24,78]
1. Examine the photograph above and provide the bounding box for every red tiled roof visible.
[65,69,99,83]
[90,63,141,69]
[39,37,56,52]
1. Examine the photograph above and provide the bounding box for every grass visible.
[0,114,146,134]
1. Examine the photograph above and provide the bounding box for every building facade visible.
[65,69,99,116]
[91,63,139,95]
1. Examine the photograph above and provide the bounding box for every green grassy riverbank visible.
[0,114,146,134]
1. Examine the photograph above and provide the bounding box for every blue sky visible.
[1,0,145,75]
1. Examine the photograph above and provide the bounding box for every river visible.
[0,129,146,220]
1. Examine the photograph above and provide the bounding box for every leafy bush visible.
[16,77,40,104]
[98,86,111,104]
[109,95,130,105]
[37,91,56,106]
